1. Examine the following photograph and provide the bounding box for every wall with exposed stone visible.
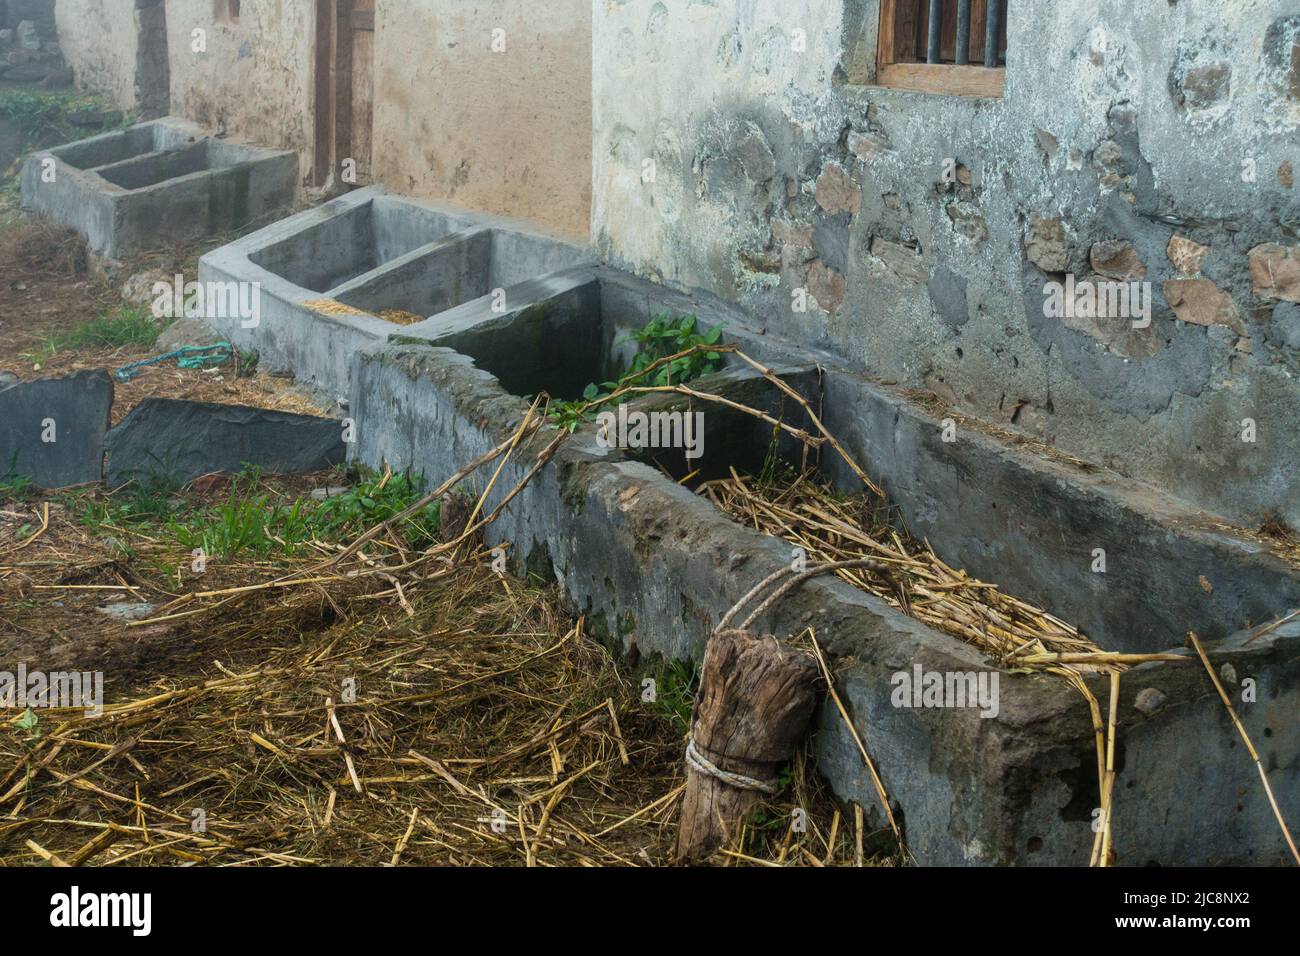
[3,0,59,68]
[593,0,1300,527]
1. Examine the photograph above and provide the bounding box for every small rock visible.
[814,162,862,216]
[1090,240,1147,280]
[120,268,171,311]
[1248,243,1300,303]
[189,473,230,494]
[1219,663,1238,687]
[16,21,40,52]
[946,202,988,242]
[1167,235,1209,277]
[847,131,889,162]
[154,317,224,352]
[96,602,156,622]
[1175,61,1232,111]
[1164,279,1242,331]
[1134,688,1167,716]
[1265,302,1300,350]
[871,237,928,284]
[806,259,846,313]
[310,486,350,500]
[1025,216,1070,273]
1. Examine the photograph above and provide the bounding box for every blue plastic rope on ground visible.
[114,342,235,382]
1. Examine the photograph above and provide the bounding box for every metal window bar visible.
[926,0,942,63]
[984,0,1004,67]
[955,0,972,65]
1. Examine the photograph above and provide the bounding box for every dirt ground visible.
[0,472,885,867]
[0,220,324,424]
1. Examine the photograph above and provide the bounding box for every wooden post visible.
[675,627,820,865]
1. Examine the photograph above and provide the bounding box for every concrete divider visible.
[344,266,1300,865]
[21,117,296,259]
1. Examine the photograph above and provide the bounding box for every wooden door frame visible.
[312,0,334,186]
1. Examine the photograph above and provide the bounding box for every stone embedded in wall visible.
[1164,279,1243,331]
[1248,243,1300,302]
[1266,302,1300,350]
[1090,240,1147,280]
[1263,16,1300,101]
[847,131,889,162]
[1092,139,1130,194]
[1172,61,1232,112]
[870,238,927,284]
[1281,161,1295,189]
[733,122,776,185]
[1292,40,1300,100]
[814,162,862,216]
[806,260,846,314]
[772,220,815,268]
[1034,129,1059,167]
[1167,235,1210,277]
[1058,283,1162,361]
[1025,216,1070,273]
[946,202,988,243]
[16,20,39,51]
[928,266,970,331]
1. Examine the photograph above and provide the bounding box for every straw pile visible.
[701,468,1117,678]
[699,465,1139,865]
[0,470,882,867]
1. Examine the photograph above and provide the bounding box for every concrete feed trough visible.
[199,187,594,400]
[349,266,1300,866]
[21,118,296,259]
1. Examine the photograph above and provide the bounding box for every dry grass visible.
[701,465,1137,864]
[0,471,881,867]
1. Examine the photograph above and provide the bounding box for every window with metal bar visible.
[877,0,1007,96]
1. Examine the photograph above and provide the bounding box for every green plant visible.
[0,470,33,503]
[646,658,699,734]
[168,466,439,561]
[47,306,164,353]
[307,470,440,547]
[546,313,724,430]
[624,313,724,387]
[16,708,40,735]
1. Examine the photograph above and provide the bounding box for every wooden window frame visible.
[877,0,1006,98]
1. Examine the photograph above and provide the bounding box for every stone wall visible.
[592,0,1300,527]
[0,0,71,92]
[371,0,592,238]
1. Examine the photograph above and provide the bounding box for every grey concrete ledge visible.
[345,271,1299,865]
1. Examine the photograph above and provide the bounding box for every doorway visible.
[314,0,375,189]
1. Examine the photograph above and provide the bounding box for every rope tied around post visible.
[675,558,892,864]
